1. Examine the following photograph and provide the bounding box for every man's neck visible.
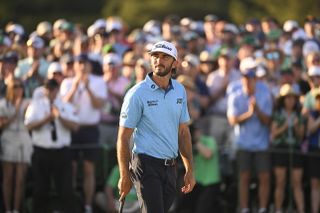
[151,73,171,90]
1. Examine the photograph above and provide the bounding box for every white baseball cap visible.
[27,36,44,49]
[240,57,257,72]
[303,40,320,57]
[47,62,62,79]
[6,24,25,36]
[103,53,122,66]
[283,20,299,32]
[149,41,178,60]
[308,66,320,77]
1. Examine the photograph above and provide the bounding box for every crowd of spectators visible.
[0,13,320,213]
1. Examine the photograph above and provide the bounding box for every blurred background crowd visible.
[0,12,320,213]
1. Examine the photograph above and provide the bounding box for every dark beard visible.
[154,61,174,77]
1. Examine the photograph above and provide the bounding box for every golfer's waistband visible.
[135,153,176,166]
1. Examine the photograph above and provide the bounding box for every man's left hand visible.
[181,170,196,194]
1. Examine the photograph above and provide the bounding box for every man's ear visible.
[172,60,178,69]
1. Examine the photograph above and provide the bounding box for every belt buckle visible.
[164,159,174,166]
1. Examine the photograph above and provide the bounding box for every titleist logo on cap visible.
[154,44,172,51]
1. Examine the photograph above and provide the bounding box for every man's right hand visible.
[118,175,132,201]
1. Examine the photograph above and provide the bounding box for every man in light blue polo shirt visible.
[227,57,273,213]
[117,41,195,213]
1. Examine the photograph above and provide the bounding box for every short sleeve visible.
[180,89,190,124]
[59,78,73,98]
[119,89,142,128]
[24,102,37,125]
[227,93,238,117]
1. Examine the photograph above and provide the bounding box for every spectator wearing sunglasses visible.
[0,78,32,213]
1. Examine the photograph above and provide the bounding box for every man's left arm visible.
[85,77,105,109]
[254,94,272,126]
[178,123,196,194]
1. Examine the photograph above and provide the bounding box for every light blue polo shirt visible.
[227,83,273,151]
[119,73,190,159]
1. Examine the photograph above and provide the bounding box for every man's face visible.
[74,60,90,76]
[150,52,176,77]
[241,75,256,95]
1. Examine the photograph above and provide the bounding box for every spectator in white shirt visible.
[60,53,107,213]
[25,79,78,213]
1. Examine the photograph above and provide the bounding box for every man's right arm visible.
[117,126,134,201]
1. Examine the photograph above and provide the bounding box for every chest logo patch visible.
[147,100,158,106]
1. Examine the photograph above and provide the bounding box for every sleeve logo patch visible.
[120,112,128,119]
[176,98,183,104]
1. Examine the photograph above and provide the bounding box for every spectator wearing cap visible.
[122,51,139,80]
[303,41,320,60]
[117,40,195,213]
[176,74,201,122]
[15,36,49,98]
[283,20,299,35]
[227,61,273,213]
[263,48,285,89]
[237,40,256,62]
[269,68,301,98]
[162,14,180,40]
[133,58,150,84]
[302,66,320,115]
[36,21,53,47]
[143,19,162,43]
[180,17,193,33]
[291,62,310,99]
[126,58,151,93]
[89,29,109,56]
[304,15,319,40]
[290,39,305,67]
[100,53,130,175]
[199,50,217,79]
[180,54,210,114]
[60,53,75,78]
[58,21,75,43]
[270,84,305,213]
[203,14,219,51]
[261,17,280,35]
[5,23,25,45]
[221,23,239,47]
[127,29,147,57]
[183,31,201,55]
[245,18,264,43]
[0,35,12,58]
[52,19,67,40]
[47,39,66,63]
[60,53,107,213]
[0,78,32,213]
[73,35,90,56]
[32,62,64,100]
[306,88,320,213]
[0,51,19,98]
[305,51,320,70]
[25,79,79,213]
[106,16,130,57]
[205,48,241,178]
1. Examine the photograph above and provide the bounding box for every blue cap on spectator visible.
[3,51,19,63]
[242,69,256,78]
[27,36,44,49]
[240,57,257,78]
[74,53,89,62]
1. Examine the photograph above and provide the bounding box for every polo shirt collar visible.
[145,72,174,92]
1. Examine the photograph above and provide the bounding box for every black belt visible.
[137,154,176,166]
